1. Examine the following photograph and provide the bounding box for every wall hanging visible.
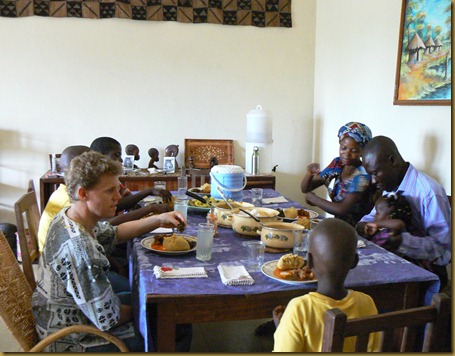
[0,0,292,28]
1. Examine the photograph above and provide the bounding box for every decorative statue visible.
[125,144,140,168]
[148,148,159,169]
[209,156,219,169]
[165,144,179,169]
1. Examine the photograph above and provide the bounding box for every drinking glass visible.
[293,229,308,259]
[242,240,266,272]
[196,223,214,261]
[174,199,188,221]
[177,176,188,199]
[251,188,263,207]
[154,181,166,190]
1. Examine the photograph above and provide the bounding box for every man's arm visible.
[397,195,451,263]
[116,188,172,212]
[108,203,170,226]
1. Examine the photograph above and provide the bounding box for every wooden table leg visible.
[155,302,177,352]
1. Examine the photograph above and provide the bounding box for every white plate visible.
[188,205,211,212]
[141,235,197,255]
[188,187,211,197]
[284,209,318,220]
[261,260,317,285]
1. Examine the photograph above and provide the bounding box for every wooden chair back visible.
[0,230,38,351]
[27,179,35,193]
[14,191,41,290]
[0,231,129,352]
[322,293,450,352]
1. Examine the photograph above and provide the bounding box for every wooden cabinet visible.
[39,170,275,210]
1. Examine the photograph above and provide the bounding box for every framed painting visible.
[394,0,451,105]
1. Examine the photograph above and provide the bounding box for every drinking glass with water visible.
[196,223,214,261]
[293,230,309,259]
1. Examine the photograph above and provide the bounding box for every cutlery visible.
[216,186,235,210]
[238,208,261,223]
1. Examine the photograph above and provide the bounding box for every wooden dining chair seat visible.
[0,230,129,352]
[14,191,41,290]
[322,293,450,352]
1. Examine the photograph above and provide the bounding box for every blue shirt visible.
[360,164,451,266]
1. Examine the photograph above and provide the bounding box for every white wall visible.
[0,0,451,225]
[0,1,317,223]
[313,0,451,198]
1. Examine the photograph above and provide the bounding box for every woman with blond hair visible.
[32,151,185,352]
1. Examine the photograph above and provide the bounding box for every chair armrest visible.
[29,324,129,352]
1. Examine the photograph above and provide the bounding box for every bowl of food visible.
[258,221,306,249]
[213,201,254,228]
[231,207,280,236]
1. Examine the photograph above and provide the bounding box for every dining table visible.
[129,188,440,352]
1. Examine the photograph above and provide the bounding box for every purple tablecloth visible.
[130,189,439,351]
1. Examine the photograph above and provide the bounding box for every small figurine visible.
[165,144,179,169]
[209,156,219,169]
[125,144,140,168]
[189,156,195,169]
[148,148,159,169]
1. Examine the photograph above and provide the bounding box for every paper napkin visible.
[150,227,174,234]
[262,196,288,204]
[153,266,208,279]
[357,240,366,248]
[217,264,255,286]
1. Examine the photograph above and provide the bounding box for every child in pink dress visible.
[362,191,412,247]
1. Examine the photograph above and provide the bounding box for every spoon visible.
[216,186,235,210]
[239,208,261,223]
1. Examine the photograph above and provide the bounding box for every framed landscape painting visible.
[394,0,451,105]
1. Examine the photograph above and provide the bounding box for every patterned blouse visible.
[32,207,133,352]
[320,157,374,226]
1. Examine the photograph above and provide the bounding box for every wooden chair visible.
[322,293,450,352]
[0,231,128,352]
[14,191,41,290]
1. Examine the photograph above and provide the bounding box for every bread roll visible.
[284,207,298,218]
[163,234,190,251]
[277,254,305,270]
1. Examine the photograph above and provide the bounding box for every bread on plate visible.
[277,253,306,270]
[163,234,190,251]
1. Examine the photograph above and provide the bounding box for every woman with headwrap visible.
[301,122,377,226]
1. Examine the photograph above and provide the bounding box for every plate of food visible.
[278,207,318,221]
[187,196,222,212]
[188,183,211,197]
[141,234,197,255]
[261,254,317,285]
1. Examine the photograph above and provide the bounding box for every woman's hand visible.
[306,163,321,175]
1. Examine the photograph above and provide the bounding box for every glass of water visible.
[242,240,266,272]
[293,229,308,259]
[251,188,263,207]
[177,176,188,200]
[196,223,214,261]
[174,199,188,221]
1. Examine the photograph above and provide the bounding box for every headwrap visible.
[337,122,372,147]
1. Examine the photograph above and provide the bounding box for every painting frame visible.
[123,155,135,171]
[163,157,176,173]
[393,0,451,105]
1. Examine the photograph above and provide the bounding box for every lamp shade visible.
[246,105,273,143]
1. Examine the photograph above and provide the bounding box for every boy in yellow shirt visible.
[273,218,380,352]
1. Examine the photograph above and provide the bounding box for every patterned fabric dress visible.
[320,157,374,226]
[32,207,134,352]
